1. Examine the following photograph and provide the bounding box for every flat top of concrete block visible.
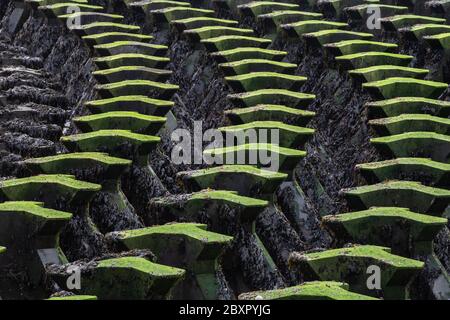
[0,201,73,220]
[96,79,179,90]
[190,189,269,207]
[97,256,185,277]
[25,152,132,167]
[371,131,450,143]
[363,77,448,88]
[83,32,153,41]
[86,95,173,107]
[74,111,166,123]
[47,295,98,300]
[219,120,314,134]
[344,180,450,196]
[239,281,378,300]
[356,157,450,170]
[61,129,161,143]
[369,113,450,125]
[0,174,101,192]
[73,22,140,31]
[301,245,424,268]
[179,164,288,180]
[114,222,233,243]
[94,41,167,50]
[204,142,307,157]
[324,206,447,224]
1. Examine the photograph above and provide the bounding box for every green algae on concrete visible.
[74,112,166,134]
[356,157,450,187]
[257,10,323,33]
[93,53,170,69]
[224,104,315,126]
[210,47,286,63]
[368,114,450,135]
[402,24,450,40]
[83,32,153,46]
[74,256,186,299]
[25,152,132,181]
[59,12,123,25]
[380,14,446,31]
[349,65,428,83]
[70,22,140,37]
[225,72,306,92]
[0,246,5,254]
[362,77,448,100]
[60,130,160,159]
[281,20,347,37]
[201,35,272,52]
[93,66,172,84]
[424,32,450,50]
[344,4,408,20]
[343,180,450,215]
[324,40,397,56]
[323,207,447,256]
[107,223,232,299]
[0,175,101,205]
[177,164,287,196]
[239,281,378,300]
[151,7,214,23]
[237,1,300,17]
[366,97,450,119]
[94,41,167,56]
[303,29,374,46]
[183,26,254,41]
[218,121,314,148]
[39,3,103,17]
[336,52,412,70]
[95,79,179,100]
[370,131,450,163]
[150,189,268,226]
[130,0,191,13]
[228,89,315,109]
[85,95,173,116]
[47,295,98,300]
[290,245,424,299]
[203,143,306,173]
[219,59,297,76]
[171,17,238,32]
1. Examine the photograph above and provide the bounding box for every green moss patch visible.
[336,52,412,70]
[210,47,286,63]
[349,65,428,83]
[151,7,214,23]
[219,121,314,148]
[85,95,173,116]
[0,201,72,220]
[380,14,445,31]
[224,104,315,126]
[237,1,300,17]
[369,114,450,135]
[219,59,297,76]
[225,72,306,92]
[183,26,254,41]
[74,111,166,134]
[171,17,238,32]
[82,32,153,46]
[281,20,347,37]
[362,77,448,100]
[324,40,397,56]
[93,53,170,69]
[95,79,179,100]
[239,281,378,300]
[228,89,315,108]
[304,29,373,46]
[201,35,272,52]
[366,97,450,118]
